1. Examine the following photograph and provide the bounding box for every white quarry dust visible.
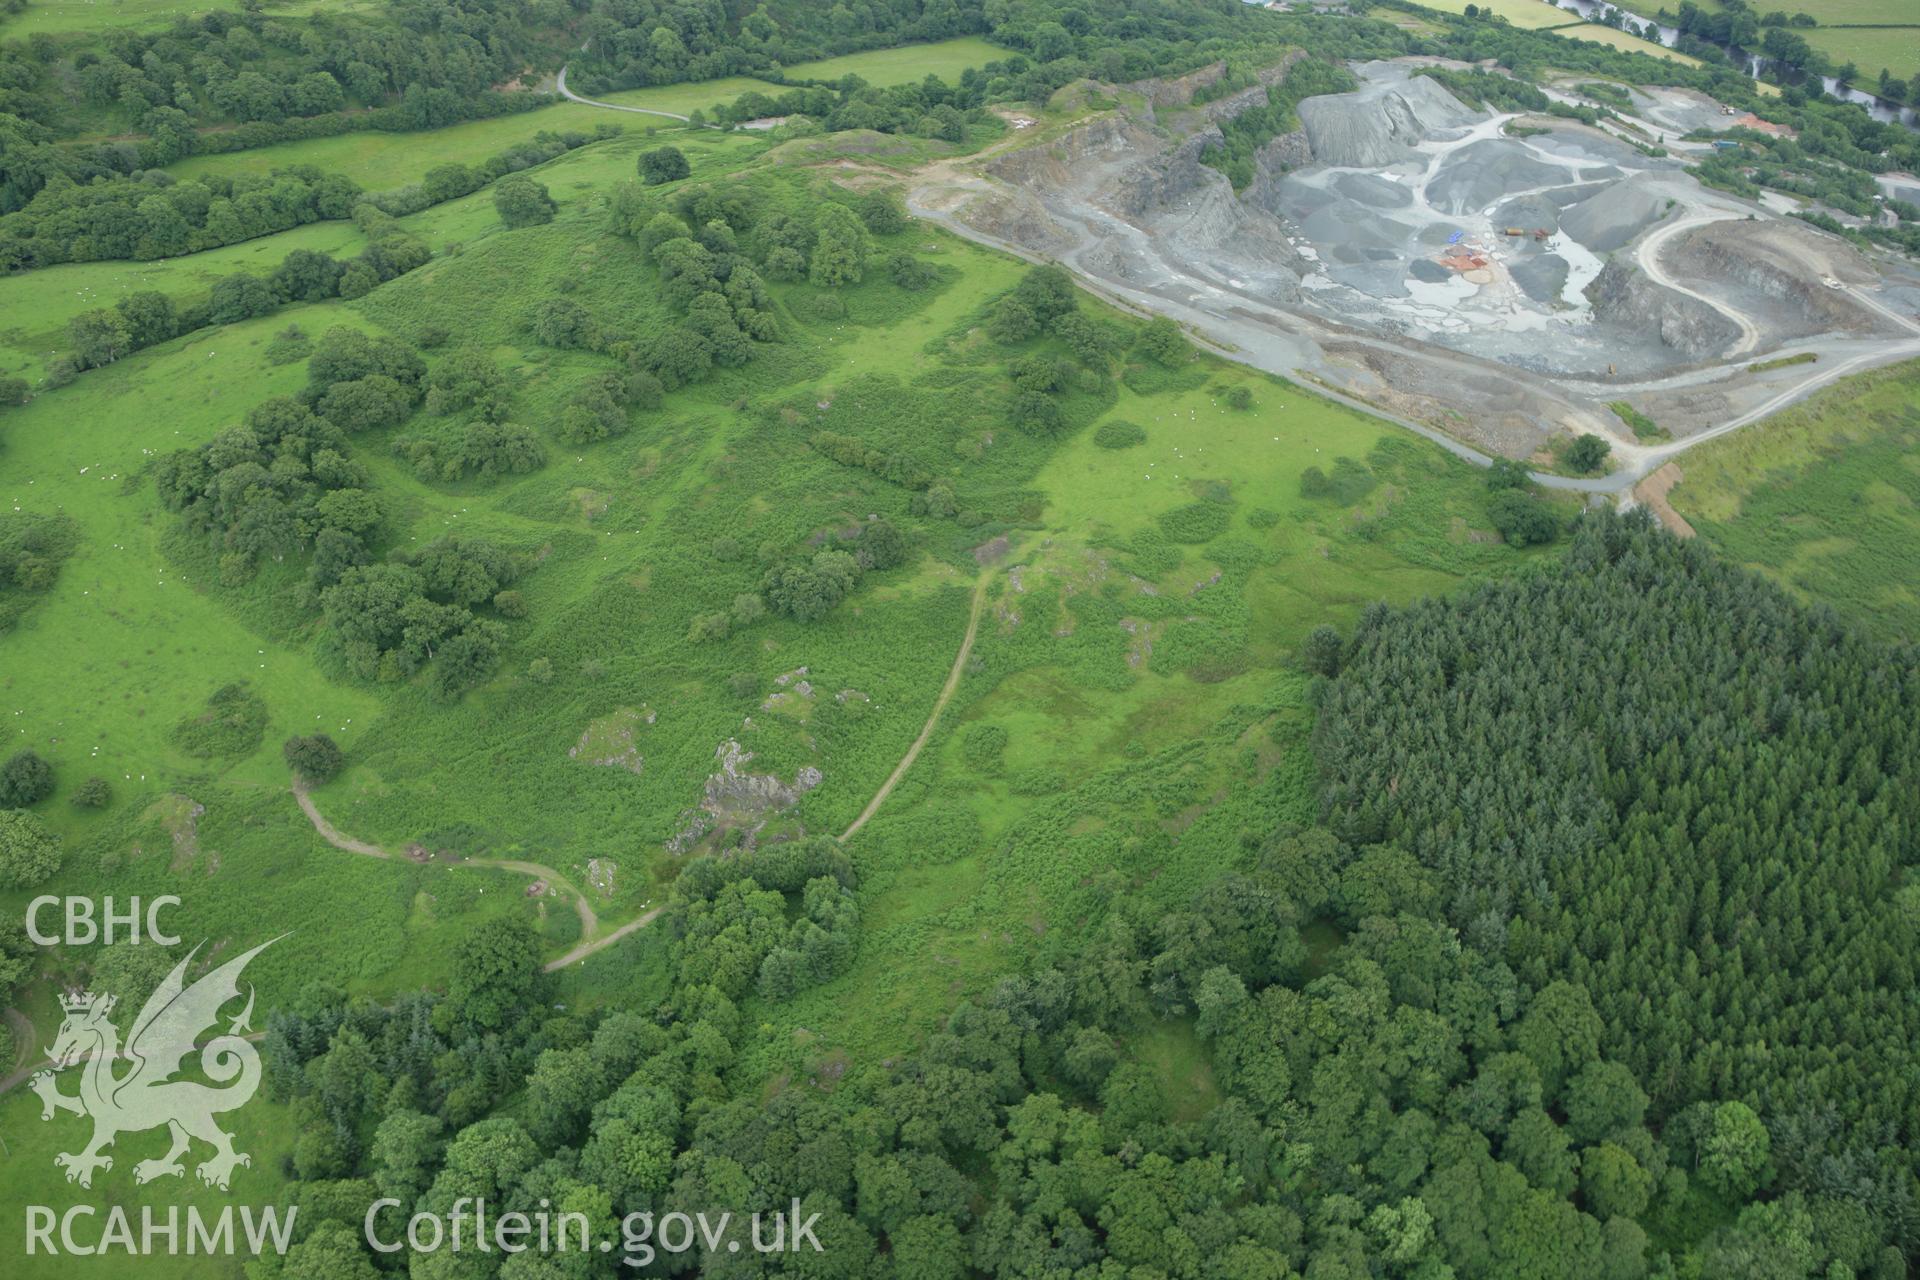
[1262,65,1676,349]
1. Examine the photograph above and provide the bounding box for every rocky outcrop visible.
[973,80,1309,296]
[1671,221,1887,337]
[1585,259,1740,359]
[1108,130,1221,220]
[665,739,823,853]
[1123,53,1304,115]
[986,112,1153,191]
[1254,129,1313,176]
[1126,60,1234,110]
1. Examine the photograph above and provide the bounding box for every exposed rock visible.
[1254,129,1313,176]
[667,740,824,853]
[1585,258,1739,359]
[1123,54,1301,114]
[569,705,653,775]
[1666,219,1892,339]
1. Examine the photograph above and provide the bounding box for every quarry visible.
[910,59,1920,480]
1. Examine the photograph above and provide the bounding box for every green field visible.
[1550,22,1708,65]
[10,129,761,384]
[4,6,1915,1274]
[1686,0,1920,84]
[167,102,651,190]
[1804,25,1920,85]
[1669,358,1920,640]
[1697,0,1917,23]
[0,0,360,37]
[1406,0,1585,31]
[779,35,1007,86]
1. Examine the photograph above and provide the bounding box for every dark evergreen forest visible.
[250,513,1918,1278]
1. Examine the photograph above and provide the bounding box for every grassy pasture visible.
[0,0,360,38]
[0,74,1590,1255]
[1695,0,1919,23]
[593,75,788,116]
[1405,0,1586,30]
[1549,22,1708,65]
[0,1087,302,1279]
[1803,25,1920,84]
[167,102,645,190]
[0,223,369,383]
[777,35,1007,86]
[1669,358,1920,640]
[1,129,763,383]
[737,360,1575,1074]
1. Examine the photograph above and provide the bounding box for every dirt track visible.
[1637,214,1760,358]
[292,782,651,970]
[554,65,691,122]
[840,569,992,841]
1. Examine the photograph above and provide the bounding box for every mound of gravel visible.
[1510,254,1570,304]
[1548,182,1612,208]
[1426,140,1568,216]
[1296,75,1478,168]
[1526,131,1649,169]
[1331,171,1414,209]
[1560,175,1670,252]
[1492,193,1562,237]
[1408,259,1454,284]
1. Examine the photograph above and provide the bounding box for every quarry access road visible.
[555,65,691,121]
[1636,214,1762,358]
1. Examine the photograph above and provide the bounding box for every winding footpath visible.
[292,781,629,970]
[285,575,994,966]
[840,570,993,842]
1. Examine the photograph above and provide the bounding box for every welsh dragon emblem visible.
[31,938,277,1191]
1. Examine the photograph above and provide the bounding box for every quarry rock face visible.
[1124,52,1303,115]
[1671,221,1887,339]
[1255,128,1313,175]
[926,54,1911,449]
[1585,258,1740,359]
